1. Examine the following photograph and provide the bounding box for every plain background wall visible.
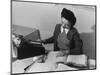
[12,1,95,59]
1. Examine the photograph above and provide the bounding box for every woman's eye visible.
[17,38,20,41]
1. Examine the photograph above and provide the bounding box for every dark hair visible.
[61,8,76,27]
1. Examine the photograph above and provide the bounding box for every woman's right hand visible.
[41,40,46,44]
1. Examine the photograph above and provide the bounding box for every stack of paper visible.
[66,54,88,68]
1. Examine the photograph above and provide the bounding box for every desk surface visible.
[12,52,96,74]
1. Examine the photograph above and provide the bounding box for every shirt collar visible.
[61,26,69,34]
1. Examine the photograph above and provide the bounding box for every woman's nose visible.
[63,24,68,28]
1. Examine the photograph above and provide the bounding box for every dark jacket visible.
[44,24,83,55]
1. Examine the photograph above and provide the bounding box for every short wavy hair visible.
[61,8,76,27]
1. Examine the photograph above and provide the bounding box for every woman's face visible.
[61,17,71,29]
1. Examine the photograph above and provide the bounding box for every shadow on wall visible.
[80,25,96,59]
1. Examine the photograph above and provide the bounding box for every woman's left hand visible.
[56,50,69,57]
[56,51,65,57]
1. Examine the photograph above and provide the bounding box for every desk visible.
[12,52,96,74]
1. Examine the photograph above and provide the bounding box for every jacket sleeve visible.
[70,32,83,55]
[43,24,58,44]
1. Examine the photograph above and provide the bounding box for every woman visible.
[42,8,83,55]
